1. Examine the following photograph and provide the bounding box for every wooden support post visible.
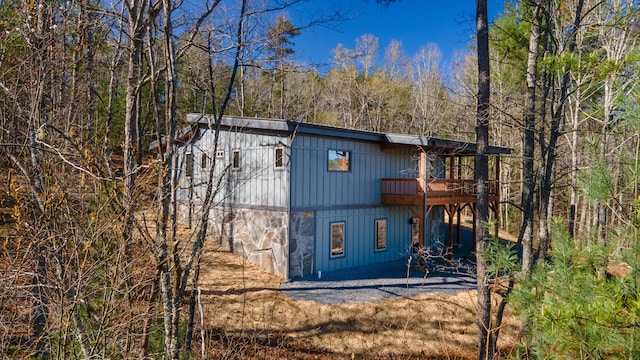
[456,204,461,245]
[496,156,501,235]
[420,209,425,251]
[494,202,499,240]
[447,204,454,258]
[449,155,455,179]
[472,204,477,252]
[489,201,498,239]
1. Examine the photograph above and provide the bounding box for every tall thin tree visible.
[475,0,494,358]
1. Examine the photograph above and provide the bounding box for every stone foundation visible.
[427,206,446,253]
[288,211,315,278]
[178,203,289,278]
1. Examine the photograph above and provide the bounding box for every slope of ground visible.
[197,244,519,359]
[0,164,519,359]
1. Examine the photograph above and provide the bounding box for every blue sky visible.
[288,0,506,70]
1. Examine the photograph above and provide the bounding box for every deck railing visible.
[381,178,422,197]
[381,178,497,205]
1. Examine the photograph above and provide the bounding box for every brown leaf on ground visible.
[197,243,519,359]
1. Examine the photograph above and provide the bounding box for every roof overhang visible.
[185,113,512,156]
[382,134,511,155]
[148,125,198,151]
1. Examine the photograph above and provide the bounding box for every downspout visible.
[419,154,428,266]
[286,123,301,281]
[423,150,430,257]
[188,145,193,227]
[285,136,291,281]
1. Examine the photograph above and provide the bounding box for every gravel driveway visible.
[280,254,477,304]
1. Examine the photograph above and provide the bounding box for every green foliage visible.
[578,136,614,205]
[511,218,640,359]
[490,2,529,84]
[146,318,196,359]
[0,2,23,52]
[266,16,300,61]
[539,51,581,73]
[482,235,520,279]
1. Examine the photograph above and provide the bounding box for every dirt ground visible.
[197,243,519,359]
[0,170,519,360]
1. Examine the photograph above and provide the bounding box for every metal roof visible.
[148,124,197,151]
[186,113,511,155]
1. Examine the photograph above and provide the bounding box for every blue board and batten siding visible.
[290,135,417,207]
[312,207,414,274]
[290,134,418,274]
[173,115,455,279]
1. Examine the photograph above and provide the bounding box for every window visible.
[216,150,225,158]
[201,153,207,169]
[185,153,194,178]
[375,219,387,251]
[328,150,351,171]
[274,147,284,169]
[331,222,345,257]
[232,149,241,170]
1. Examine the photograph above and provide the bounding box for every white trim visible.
[274,146,285,169]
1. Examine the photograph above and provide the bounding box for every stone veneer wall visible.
[288,211,315,278]
[177,203,289,278]
[427,206,445,252]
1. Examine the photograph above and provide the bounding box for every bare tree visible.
[408,44,449,135]
[474,0,494,358]
[520,0,544,277]
[537,0,585,260]
[592,0,635,246]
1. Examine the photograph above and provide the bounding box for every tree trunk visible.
[538,0,584,260]
[32,246,50,360]
[520,0,542,277]
[475,1,494,359]
[123,0,147,247]
[185,250,202,350]
[569,89,580,238]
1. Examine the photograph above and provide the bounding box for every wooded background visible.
[1,0,639,359]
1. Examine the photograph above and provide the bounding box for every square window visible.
[375,219,387,251]
[331,222,345,257]
[216,150,225,158]
[232,149,241,170]
[275,147,284,169]
[328,150,351,171]
[185,153,194,178]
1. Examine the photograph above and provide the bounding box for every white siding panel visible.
[179,128,290,209]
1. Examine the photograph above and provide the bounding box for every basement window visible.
[232,149,241,170]
[331,222,345,258]
[201,153,208,169]
[328,150,351,172]
[185,152,194,178]
[375,219,387,251]
[275,147,284,169]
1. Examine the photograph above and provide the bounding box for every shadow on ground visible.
[280,225,521,304]
[281,225,484,304]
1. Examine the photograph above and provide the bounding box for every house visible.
[174,114,510,280]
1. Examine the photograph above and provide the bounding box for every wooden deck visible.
[381,178,498,206]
